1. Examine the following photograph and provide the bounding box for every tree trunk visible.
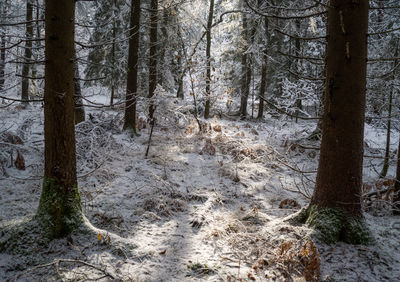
[258,17,268,119]
[380,51,397,178]
[74,62,85,124]
[394,137,400,215]
[37,0,82,239]
[148,0,158,122]
[297,0,371,245]
[204,0,214,119]
[294,19,302,122]
[0,33,5,91]
[21,0,34,105]
[239,13,250,120]
[124,0,141,132]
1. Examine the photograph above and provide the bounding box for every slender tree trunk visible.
[239,13,249,119]
[37,0,82,239]
[204,0,214,119]
[110,14,117,107]
[0,33,5,91]
[394,137,400,215]
[74,62,85,124]
[124,0,141,132]
[380,51,397,178]
[148,0,158,122]
[294,19,302,123]
[258,17,268,119]
[176,25,185,99]
[21,0,34,105]
[298,0,371,244]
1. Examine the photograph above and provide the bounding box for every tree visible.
[123,0,141,132]
[84,0,128,105]
[204,0,214,119]
[148,0,158,122]
[394,137,400,215]
[294,0,372,244]
[21,0,34,105]
[36,0,83,238]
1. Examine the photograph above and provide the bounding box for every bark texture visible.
[124,0,141,132]
[311,0,369,216]
[301,0,371,244]
[37,0,82,238]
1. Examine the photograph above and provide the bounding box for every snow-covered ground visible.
[0,96,399,281]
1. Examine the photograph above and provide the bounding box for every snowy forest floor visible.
[0,100,400,281]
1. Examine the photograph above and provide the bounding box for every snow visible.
[0,97,399,281]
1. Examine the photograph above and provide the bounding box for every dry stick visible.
[145,118,156,158]
[13,259,117,281]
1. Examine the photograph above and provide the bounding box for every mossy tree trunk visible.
[124,0,141,132]
[298,0,371,244]
[37,0,83,239]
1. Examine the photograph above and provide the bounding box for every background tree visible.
[123,0,141,132]
[20,0,34,105]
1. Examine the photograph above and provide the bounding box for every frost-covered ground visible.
[0,96,399,281]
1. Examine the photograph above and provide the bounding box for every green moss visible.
[344,219,374,245]
[288,205,374,245]
[36,178,83,239]
[286,207,310,224]
[306,206,346,244]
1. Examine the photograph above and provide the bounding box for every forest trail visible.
[1,107,399,281]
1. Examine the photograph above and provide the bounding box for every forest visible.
[0,0,399,281]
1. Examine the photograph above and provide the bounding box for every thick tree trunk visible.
[298,0,371,244]
[204,0,214,119]
[124,0,141,132]
[394,137,400,215]
[148,0,158,122]
[74,62,85,124]
[37,0,82,239]
[21,0,34,105]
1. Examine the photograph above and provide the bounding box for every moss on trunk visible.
[290,206,373,245]
[36,178,83,239]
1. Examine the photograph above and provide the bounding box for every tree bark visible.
[204,0,214,119]
[299,0,371,244]
[37,0,82,239]
[21,0,34,105]
[124,0,141,132]
[148,0,158,122]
